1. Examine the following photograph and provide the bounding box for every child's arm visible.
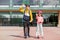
[19,4,25,13]
[41,17,44,23]
[30,10,33,22]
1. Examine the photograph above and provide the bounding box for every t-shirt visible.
[36,16,43,24]
[24,13,30,16]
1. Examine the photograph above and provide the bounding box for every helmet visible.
[37,10,43,14]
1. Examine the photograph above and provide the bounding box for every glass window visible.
[0,0,10,5]
[43,13,58,27]
[11,12,23,18]
[0,12,10,18]
[43,0,60,5]
[0,12,10,26]
[10,12,23,26]
[13,0,23,5]
[29,0,40,5]
[13,0,40,5]
[13,0,40,8]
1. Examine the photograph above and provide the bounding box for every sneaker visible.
[28,35,30,37]
[24,36,27,39]
[37,36,39,39]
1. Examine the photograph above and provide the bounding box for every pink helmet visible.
[37,10,43,14]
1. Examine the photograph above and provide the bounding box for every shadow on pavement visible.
[30,36,37,39]
[10,35,24,38]
[10,35,42,39]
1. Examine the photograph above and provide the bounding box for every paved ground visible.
[0,26,60,40]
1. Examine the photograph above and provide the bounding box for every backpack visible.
[23,10,30,21]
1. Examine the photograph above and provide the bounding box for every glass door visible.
[43,13,58,27]
[0,12,10,26]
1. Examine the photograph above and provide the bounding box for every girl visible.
[36,10,44,38]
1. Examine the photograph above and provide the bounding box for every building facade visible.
[0,0,60,27]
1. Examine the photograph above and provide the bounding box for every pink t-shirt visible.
[36,16,43,24]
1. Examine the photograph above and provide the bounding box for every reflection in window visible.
[43,0,60,5]
[11,13,23,18]
[0,0,10,5]
[13,0,40,5]
[11,15,23,18]
[29,0,40,5]
[43,13,58,26]
[0,12,10,18]
[13,0,23,5]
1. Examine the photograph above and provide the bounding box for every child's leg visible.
[39,24,44,37]
[36,23,40,37]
